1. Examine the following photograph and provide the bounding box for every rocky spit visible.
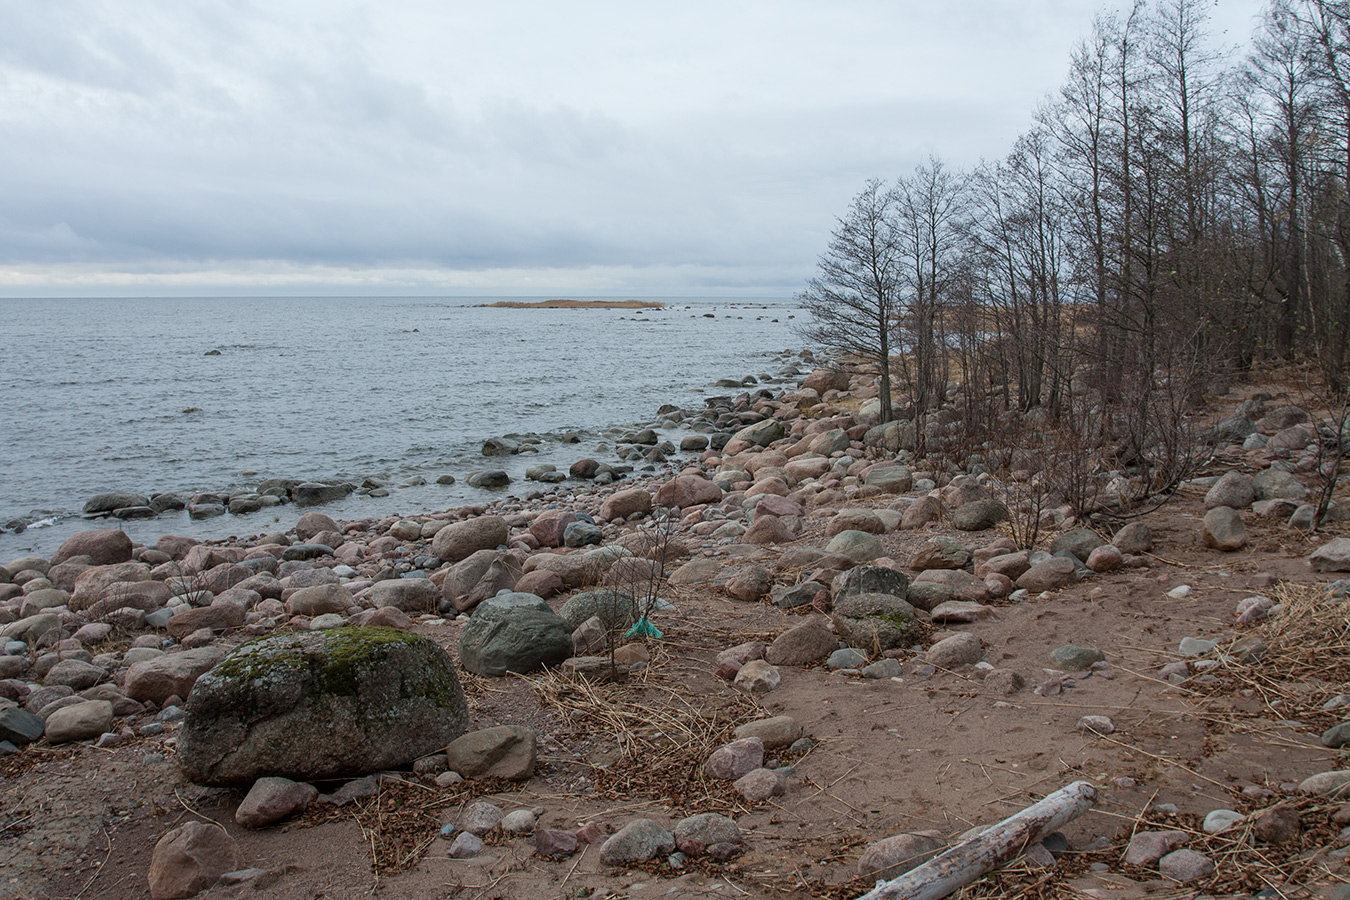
[3,366,1350,899]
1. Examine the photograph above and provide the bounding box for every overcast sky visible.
[0,0,1265,298]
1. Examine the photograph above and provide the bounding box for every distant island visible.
[479,299,665,309]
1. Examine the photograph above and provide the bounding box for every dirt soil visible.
[5,402,1350,900]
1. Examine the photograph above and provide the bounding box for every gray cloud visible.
[0,0,1265,295]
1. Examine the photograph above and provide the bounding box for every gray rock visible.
[1323,722,1350,748]
[461,800,505,834]
[827,647,867,668]
[1300,770,1350,796]
[1158,848,1215,883]
[176,628,467,786]
[733,660,780,696]
[864,466,912,493]
[732,715,802,749]
[292,482,353,507]
[363,578,440,614]
[1202,506,1247,551]
[0,708,44,746]
[706,737,764,779]
[833,566,909,601]
[1049,528,1104,562]
[832,592,920,652]
[148,822,240,900]
[765,620,837,666]
[1179,637,1218,656]
[1252,468,1307,501]
[1016,557,1077,592]
[1049,644,1104,671]
[563,522,604,548]
[444,725,537,781]
[601,818,676,864]
[734,419,784,447]
[951,499,1007,531]
[675,812,741,847]
[431,515,509,564]
[235,776,318,828]
[81,494,149,516]
[857,832,946,878]
[44,659,106,690]
[43,699,113,744]
[1111,522,1153,554]
[441,549,524,612]
[559,590,638,631]
[1202,809,1244,833]
[1311,538,1350,573]
[734,767,787,802]
[457,592,572,676]
[926,633,982,669]
[862,658,903,679]
[1205,471,1256,510]
[911,536,970,570]
[825,530,884,564]
[448,831,484,858]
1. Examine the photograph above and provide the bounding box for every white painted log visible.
[854,780,1098,900]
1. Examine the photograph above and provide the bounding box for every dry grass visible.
[528,649,757,816]
[1194,580,1350,732]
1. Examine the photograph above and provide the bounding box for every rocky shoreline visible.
[3,363,1350,899]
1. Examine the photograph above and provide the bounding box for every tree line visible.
[800,0,1350,496]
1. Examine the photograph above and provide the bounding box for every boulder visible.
[655,475,723,509]
[1310,538,1350,573]
[925,633,982,669]
[857,832,946,879]
[600,488,653,521]
[294,512,340,542]
[148,822,240,900]
[457,592,572,676]
[51,529,134,566]
[559,590,639,632]
[951,499,1007,531]
[706,737,764,779]
[431,516,509,564]
[364,578,440,613]
[1202,506,1247,552]
[1252,469,1307,502]
[166,604,246,640]
[900,495,942,529]
[125,646,229,706]
[235,777,318,828]
[528,510,578,548]
[440,548,524,612]
[734,419,785,447]
[743,514,799,545]
[176,628,467,786]
[765,620,837,666]
[833,592,921,652]
[443,725,537,781]
[1049,528,1104,562]
[43,700,113,744]
[284,584,354,617]
[825,530,884,564]
[1111,522,1153,554]
[600,819,676,865]
[833,565,909,601]
[733,715,803,749]
[911,536,969,570]
[1015,557,1078,593]
[1205,471,1255,510]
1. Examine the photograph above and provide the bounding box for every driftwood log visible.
[854,780,1099,900]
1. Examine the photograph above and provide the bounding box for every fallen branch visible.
[854,780,1098,900]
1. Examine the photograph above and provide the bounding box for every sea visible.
[0,296,806,560]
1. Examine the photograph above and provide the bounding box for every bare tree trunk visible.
[853,781,1098,900]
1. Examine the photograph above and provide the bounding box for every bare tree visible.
[796,178,902,422]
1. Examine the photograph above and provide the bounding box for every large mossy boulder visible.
[176,628,467,786]
[458,592,572,676]
[832,592,922,652]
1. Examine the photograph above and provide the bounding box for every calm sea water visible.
[0,296,804,558]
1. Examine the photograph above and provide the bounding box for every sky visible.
[0,0,1266,298]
